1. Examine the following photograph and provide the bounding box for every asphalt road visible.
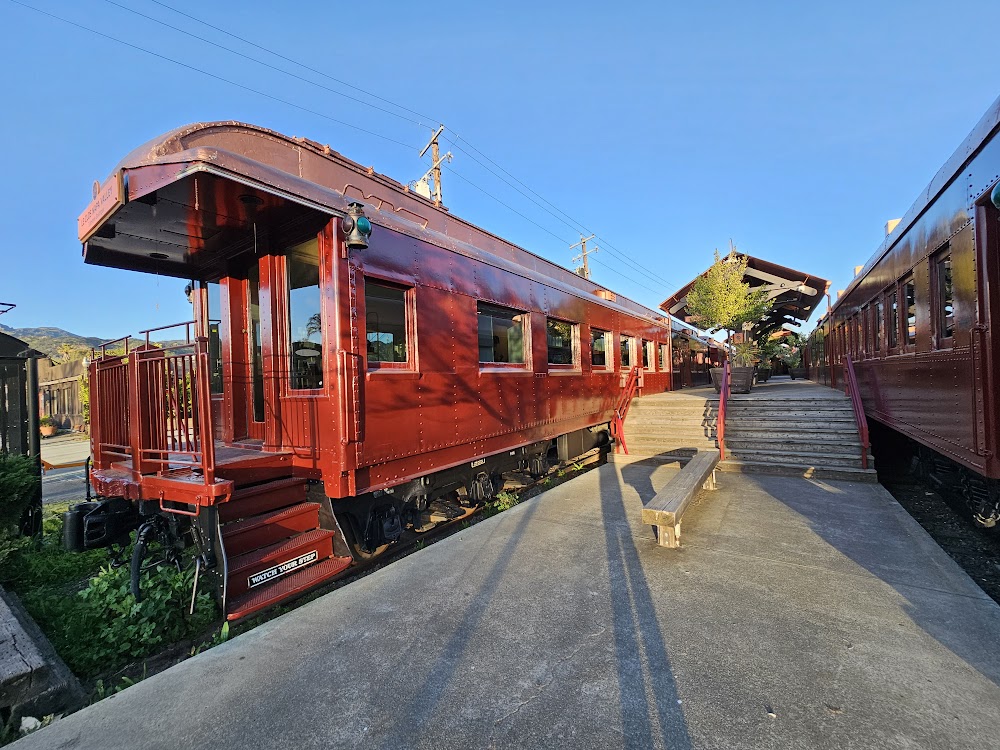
[42,466,90,505]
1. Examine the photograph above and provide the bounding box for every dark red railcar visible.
[68,122,677,618]
[808,95,1000,526]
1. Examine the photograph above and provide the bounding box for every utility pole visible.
[570,234,597,279]
[418,125,452,206]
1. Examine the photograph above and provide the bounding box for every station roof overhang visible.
[660,255,830,336]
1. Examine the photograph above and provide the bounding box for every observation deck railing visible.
[90,321,216,488]
[612,365,643,454]
[717,360,731,461]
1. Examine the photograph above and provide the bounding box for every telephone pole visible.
[417,125,452,206]
[570,234,597,279]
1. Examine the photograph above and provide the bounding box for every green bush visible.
[0,453,39,531]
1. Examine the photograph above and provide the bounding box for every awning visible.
[660,255,829,335]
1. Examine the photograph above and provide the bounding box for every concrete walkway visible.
[14,460,1000,749]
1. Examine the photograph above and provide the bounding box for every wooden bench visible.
[640,449,720,548]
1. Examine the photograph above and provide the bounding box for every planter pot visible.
[39,425,58,437]
[789,367,807,380]
[710,368,724,393]
[757,368,772,383]
[730,367,754,394]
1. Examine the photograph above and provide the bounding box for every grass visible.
[0,503,219,681]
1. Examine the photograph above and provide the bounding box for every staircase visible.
[216,475,353,622]
[619,379,877,482]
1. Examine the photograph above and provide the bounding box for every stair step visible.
[226,555,353,622]
[724,448,872,468]
[723,428,860,440]
[228,528,335,598]
[718,459,879,483]
[723,439,862,455]
[219,477,308,523]
[222,502,321,557]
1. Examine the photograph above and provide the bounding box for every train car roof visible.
[834,93,1000,312]
[78,121,669,326]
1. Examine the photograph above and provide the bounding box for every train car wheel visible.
[338,512,390,561]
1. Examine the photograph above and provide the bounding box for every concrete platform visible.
[14,462,1000,749]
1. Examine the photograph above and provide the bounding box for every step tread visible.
[718,459,878,482]
[221,502,320,540]
[226,555,352,622]
[230,476,307,501]
[229,528,335,574]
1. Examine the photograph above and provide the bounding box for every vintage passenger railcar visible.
[67,122,678,619]
[808,95,1000,526]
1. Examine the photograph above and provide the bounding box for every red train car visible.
[808,95,1000,526]
[67,122,676,618]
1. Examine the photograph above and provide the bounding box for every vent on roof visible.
[594,289,616,302]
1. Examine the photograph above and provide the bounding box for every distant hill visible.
[0,323,156,360]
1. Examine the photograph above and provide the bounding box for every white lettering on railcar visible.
[471,459,486,468]
[248,550,319,589]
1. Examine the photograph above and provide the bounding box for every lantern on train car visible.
[991,182,1000,210]
[342,202,374,250]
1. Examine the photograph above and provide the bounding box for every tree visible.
[685,249,773,365]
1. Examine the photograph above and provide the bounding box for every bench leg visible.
[656,523,681,548]
[703,469,717,491]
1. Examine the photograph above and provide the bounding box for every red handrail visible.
[843,356,870,470]
[717,360,730,461]
[611,365,642,454]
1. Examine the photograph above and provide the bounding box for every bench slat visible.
[640,450,719,527]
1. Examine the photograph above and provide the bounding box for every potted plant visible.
[780,332,808,379]
[39,416,58,437]
[755,337,781,382]
[685,247,773,393]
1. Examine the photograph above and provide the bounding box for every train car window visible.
[888,291,898,350]
[205,281,223,393]
[546,318,577,367]
[287,238,324,390]
[659,342,669,371]
[861,306,870,358]
[934,251,954,345]
[903,276,916,347]
[365,281,410,366]
[591,328,610,369]
[478,303,526,364]
[642,339,654,369]
[620,335,634,368]
[874,301,882,354]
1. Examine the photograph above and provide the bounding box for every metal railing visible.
[90,322,215,483]
[611,366,642,455]
[717,360,731,461]
[843,356,870,470]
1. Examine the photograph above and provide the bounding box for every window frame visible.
[887,288,899,352]
[546,317,580,371]
[285,237,325,392]
[477,301,530,370]
[590,327,612,372]
[364,277,416,372]
[619,334,635,370]
[901,274,917,352]
[932,246,955,349]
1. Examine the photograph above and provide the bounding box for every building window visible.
[935,251,954,345]
[591,328,610,369]
[903,276,916,347]
[620,335,634,368]
[478,303,526,364]
[546,318,577,366]
[287,238,323,390]
[659,342,669,371]
[888,290,898,349]
[366,281,410,365]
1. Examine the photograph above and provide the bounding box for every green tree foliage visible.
[0,453,39,531]
[685,250,773,342]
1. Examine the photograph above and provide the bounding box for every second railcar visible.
[810,95,1000,526]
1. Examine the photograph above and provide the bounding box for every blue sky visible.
[1,0,998,339]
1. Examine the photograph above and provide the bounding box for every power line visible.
[7,0,418,151]
[147,0,438,125]
[133,0,680,292]
[103,0,432,130]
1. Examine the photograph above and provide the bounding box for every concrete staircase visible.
[619,379,878,483]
